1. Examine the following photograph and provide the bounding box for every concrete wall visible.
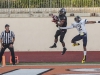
[0,17,100,51]
[4,51,100,63]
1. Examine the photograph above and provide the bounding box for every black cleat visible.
[13,63,16,65]
[61,48,67,55]
[11,63,16,66]
[50,44,57,48]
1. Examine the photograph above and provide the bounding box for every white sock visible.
[84,51,87,56]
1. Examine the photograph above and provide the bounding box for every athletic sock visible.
[84,51,87,56]
[83,51,87,60]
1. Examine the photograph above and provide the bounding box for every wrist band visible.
[57,21,60,24]
[96,21,98,23]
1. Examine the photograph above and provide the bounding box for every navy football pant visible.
[71,34,87,47]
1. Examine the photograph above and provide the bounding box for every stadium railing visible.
[0,0,100,17]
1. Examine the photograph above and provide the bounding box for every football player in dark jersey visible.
[50,8,67,55]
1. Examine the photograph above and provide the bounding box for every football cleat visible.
[82,56,86,63]
[50,44,57,48]
[61,48,67,55]
[73,43,80,46]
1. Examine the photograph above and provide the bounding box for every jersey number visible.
[77,24,82,31]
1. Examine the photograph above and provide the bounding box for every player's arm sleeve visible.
[11,31,15,44]
[85,19,88,24]
[11,31,15,38]
[60,24,74,29]
[0,32,3,45]
[0,32,4,39]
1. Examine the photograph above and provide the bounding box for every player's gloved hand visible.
[98,21,100,23]
[9,44,13,48]
[52,15,58,22]
[52,20,57,22]
[1,45,4,48]
[56,25,58,27]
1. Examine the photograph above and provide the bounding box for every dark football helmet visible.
[74,16,81,23]
[59,8,66,16]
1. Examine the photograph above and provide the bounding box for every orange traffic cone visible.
[2,55,6,67]
[10,56,19,64]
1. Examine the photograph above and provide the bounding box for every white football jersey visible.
[72,19,87,34]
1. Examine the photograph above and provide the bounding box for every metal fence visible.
[0,0,100,17]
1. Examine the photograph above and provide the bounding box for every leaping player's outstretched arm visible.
[86,21,100,24]
[60,24,74,29]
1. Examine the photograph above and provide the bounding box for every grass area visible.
[6,62,100,65]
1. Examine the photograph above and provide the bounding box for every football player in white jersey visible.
[60,16,100,63]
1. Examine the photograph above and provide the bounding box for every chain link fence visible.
[0,0,100,17]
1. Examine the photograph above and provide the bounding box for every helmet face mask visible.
[59,11,64,15]
[74,16,81,23]
[59,8,66,16]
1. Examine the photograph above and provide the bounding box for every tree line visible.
[0,0,100,8]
